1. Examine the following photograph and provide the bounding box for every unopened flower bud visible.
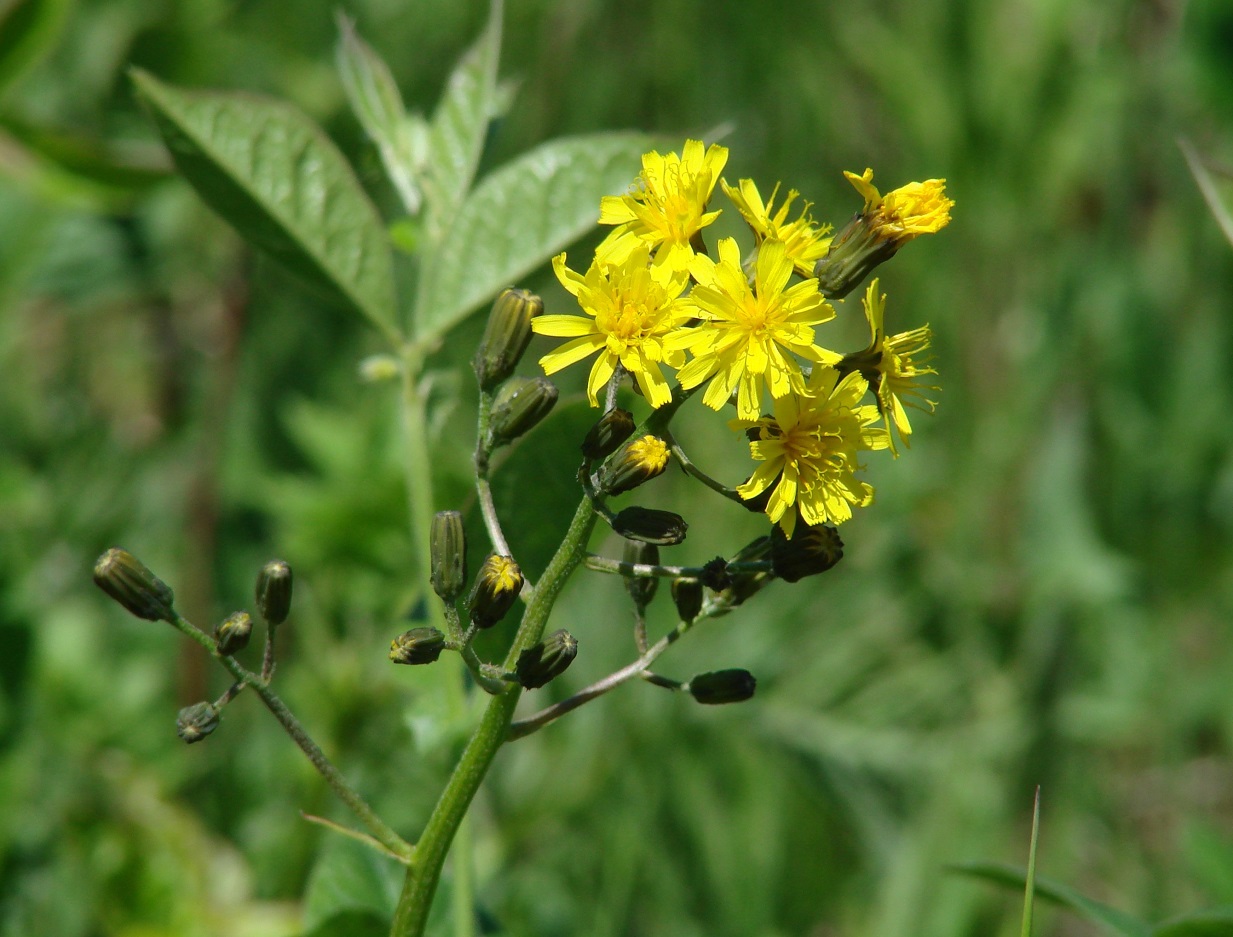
[622,539,659,608]
[177,702,220,743]
[255,560,292,626]
[671,578,703,623]
[474,288,542,391]
[688,669,757,705]
[712,537,773,612]
[515,629,578,689]
[598,435,671,496]
[389,627,447,665]
[468,554,523,629]
[430,511,467,602]
[358,354,401,383]
[770,523,843,583]
[93,547,176,622]
[581,408,635,461]
[611,507,688,546]
[489,376,558,447]
[214,611,253,656]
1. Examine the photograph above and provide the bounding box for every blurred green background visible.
[4,0,1233,935]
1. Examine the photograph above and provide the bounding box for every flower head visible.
[839,279,939,455]
[844,168,953,245]
[734,367,888,537]
[533,247,692,408]
[597,140,728,279]
[671,237,839,420]
[721,178,833,277]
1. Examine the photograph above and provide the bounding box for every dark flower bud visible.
[474,287,542,391]
[93,547,176,622]
[622,539,659,608]
[468,554,524,629]
[515,629,578,689]
[255,560,293,626]
[581,408,635,461]
[214,611,253,656]
[598,435,671,496]
[611,507,688,546]
[770,523,844,583]
[430,511,467,602]
[489,376,558,447]
[389,627,447,665]
[177,702,220,743]
[671,578,703,623]
[688,669,757,705]
[698,557,731,591]
[713,537,773,612]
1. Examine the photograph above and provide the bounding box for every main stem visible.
[389,496,598,937]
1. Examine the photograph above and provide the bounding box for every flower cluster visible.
[533,140,950,537]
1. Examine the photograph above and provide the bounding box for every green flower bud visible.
[430,511,467,602]
[255,560,293,626]
[770,523,843,583]
[671,578,703,623]
[489,376,558,447]
[358,354,401,383]
[688,669,757,705]
[214,611,253,656]
[468,554,524,629]
[812,217,898,300]
[580,408,635,461]
[177,701,220,743]
[611,507,688,546]
[515,629,578,689]
[598,435,671,496]
[622,539,659,608]
[389,627,447,665]
[93,547,176,622]
[474,288,543,391]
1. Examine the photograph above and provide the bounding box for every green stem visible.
[389,496,599,937]
[170,614,412,861]
[398,345,477,936]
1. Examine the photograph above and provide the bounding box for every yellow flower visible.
[720,178,833,277]
[532,247,692,408]
[844,168,953,244]
[734,368,888,537]
[597,139,728,279]
[840,279,939,455]
[671,237,839,421]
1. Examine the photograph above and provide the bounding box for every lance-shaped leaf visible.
[421,0,504,238]
[336,15,426,216]
[131,69,399,340]
[414,132,656,340]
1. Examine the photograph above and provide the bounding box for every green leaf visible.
[951,861,1152,937]
[422,0,504,238]
[335,15,425,215]
[0,0,73,100]
[303,837,402,931]
[130,69,400,341]
[1153,911,1233,937]
[1021,787,1041,937]
[414,132,655,339]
